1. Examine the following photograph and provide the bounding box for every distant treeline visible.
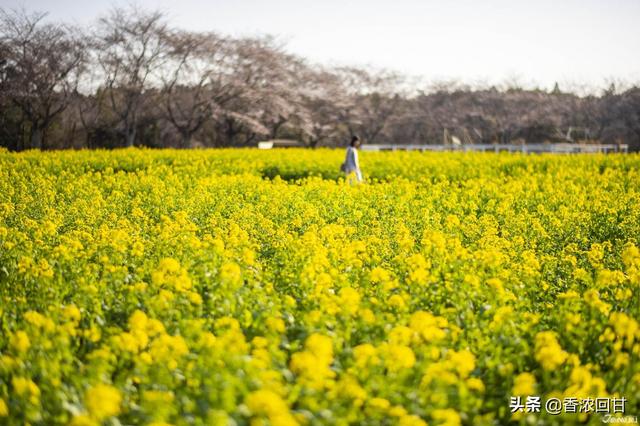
[1,6,639,151]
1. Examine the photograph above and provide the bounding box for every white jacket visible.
[344,146,362,181]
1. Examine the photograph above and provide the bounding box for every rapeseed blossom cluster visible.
[0,148,639,425]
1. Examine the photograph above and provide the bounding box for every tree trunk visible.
[225,120,236,146]
[30,127,43,150]
[180,131,192,149]
[270,118,286,139]
[243,133,257,146]
[125,127,136,147]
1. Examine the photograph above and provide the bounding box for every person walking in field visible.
[341,135,363,183]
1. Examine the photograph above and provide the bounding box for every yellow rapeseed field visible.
[0,148,639,425]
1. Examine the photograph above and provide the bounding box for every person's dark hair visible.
[350,135,360,146]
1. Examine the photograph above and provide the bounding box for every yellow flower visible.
[466,377,485,392]
[290,334,336,389]
[85,384,122,420]
[338,287,361,315]
[564,365,608,398]
[11,377,40,404]
[583,289,611,315]
[359,308,376,324]
[187,291,202,305]
[4,149,640,423]
[588,243,605,267]
[389,405,408,417]
[609,312,639,347]
[384,344,416,372]
[290,351,318,375]
[389,326,414,346]
[24,310,55,332]
[622,243,640,269]
[152,258,192,291]
[266,317,286,333]
[596,269,626,287]
[534,331,568,371]
[558,290,580,299]
[389,294,406,309]
[409,311,447,341]
[10,330,30,353]
[399,414,428,426]
[69,414,98,426]
[143,390,174,404]
[150,334,189,366]
[353,343,378,367]
[408,267,430,285]
[432,408,461,426]
[246,389,298,426]
[63,304,82,322]
[252,336,269,348]
[512,372,536,396]
[158,257,180,273]
[368,397,391,411]
[489,306,513,329]
[305,333,333,364]
[140,390,175,421]
[336,375,367,405]
[447,350,476,378]
[128,309,148,331]
[370,267,391,283]
[112,332,140,353]
[220,262,242,287]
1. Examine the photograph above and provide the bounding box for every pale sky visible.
[2,0,639,92]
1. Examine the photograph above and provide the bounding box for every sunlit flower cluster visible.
[0,148,639,425]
